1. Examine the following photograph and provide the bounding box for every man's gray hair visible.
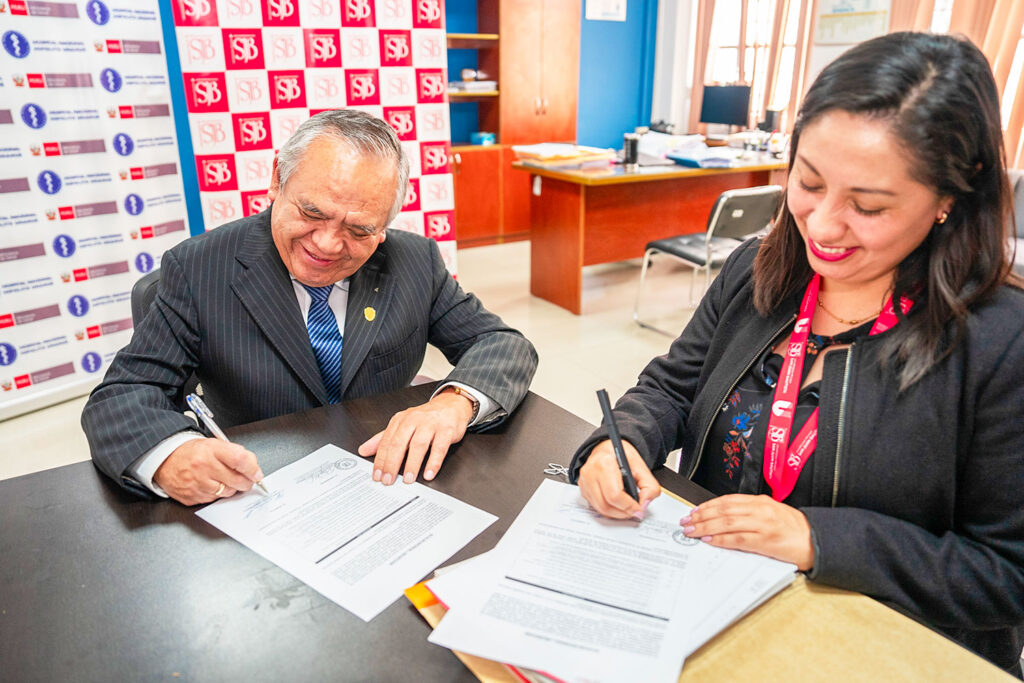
[276,109,411,226]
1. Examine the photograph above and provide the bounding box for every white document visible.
[196,444,496,622]
[427,480,795,682]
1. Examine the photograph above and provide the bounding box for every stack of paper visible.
[637,131,706,160]
[449,80,498,92]
[512,143,617,169]
[667,144,743,169]
[422,480,795,682]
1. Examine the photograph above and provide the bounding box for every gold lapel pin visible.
[364,306,376,322]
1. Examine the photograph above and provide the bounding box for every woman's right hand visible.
[577,439,661,519]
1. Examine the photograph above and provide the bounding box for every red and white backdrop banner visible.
[0,0,189,419]
[171,0,457,272]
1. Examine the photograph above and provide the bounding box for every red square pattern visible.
[415,69,446,104]
[341,0,376,27]
[413,0,445,29]
[196,154,239,192]
[345,69,380,106]
[171,0,219,26]
[268,70,307,109]
[241,190,272,216]
[402,178,421,212]
[424,210,455,241]
[231,112,273,152]
[222,29,264,70]
[419,141,451,175]
[383,106,417,141]
[260,0,301,26]
[379,30,412,68]
[183,73,229,113]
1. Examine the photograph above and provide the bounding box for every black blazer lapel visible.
[230,214,328,404]
[339,249,393,398]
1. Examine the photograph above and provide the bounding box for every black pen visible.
[187,393,269,494]
[596,389,640,502]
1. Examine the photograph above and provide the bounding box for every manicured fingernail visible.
[680,515,691,525]
[373,469,382,482]
[403,472,415,484]
[641,500,650,511]
[382,473,393,486]
[632,511,645,521]
[683,525,695,534]
[424,469,435,480]
[701,535,712,543]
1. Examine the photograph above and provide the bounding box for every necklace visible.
[816,297,883,326]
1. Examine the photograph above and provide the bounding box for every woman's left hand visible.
[680,494,815,571]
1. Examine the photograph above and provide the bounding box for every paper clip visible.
[544,463,569,479]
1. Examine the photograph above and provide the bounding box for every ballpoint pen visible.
[186,392,269,494]
[596,389,640,502]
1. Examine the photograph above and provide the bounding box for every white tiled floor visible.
[0,240,699,481]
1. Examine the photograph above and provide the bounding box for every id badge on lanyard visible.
[762,273,911,501]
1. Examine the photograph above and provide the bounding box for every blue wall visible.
[577,0,659,149]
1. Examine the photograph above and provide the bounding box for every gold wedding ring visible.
[214,482,226,497]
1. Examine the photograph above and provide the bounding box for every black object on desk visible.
[0,384,711,682]
[597,388,640,501]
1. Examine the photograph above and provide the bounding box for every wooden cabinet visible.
[447,0,581,246]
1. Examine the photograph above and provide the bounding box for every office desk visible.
[513,159,787,314]
[1,386,1011,681]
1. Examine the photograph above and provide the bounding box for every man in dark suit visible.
[82,109,537,505]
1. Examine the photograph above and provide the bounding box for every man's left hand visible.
[680,494,815,571]
[357,387,475,485]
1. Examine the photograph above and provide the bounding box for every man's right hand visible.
[153,439,264,506]
[577,439,661,519]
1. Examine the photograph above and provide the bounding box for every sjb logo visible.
[2,31,29,59]
[112,133,134,157]
[416,69,446,103]
[402,178,420,211]
[81,352,103,373]
[342,0,375,26]
[197,154,238,191]
[269,71,306,109]
[172,0,219,26]
[232,112,271,151]
[124,193,144,216]
[52,234,76,258]
[184,73,228,113]
[67,295,90,318]
[135,252,154,273]
[424,211,453,239]
[261,0,299,26]
[37,170,62,195]
[413,0,443,28]
[304,29,340,68]
[20,103,46,129]
[85,0,110,25]
[0,343,16,367]
[224,30,264,70]
[99,68,123,93]
[419,142,450,174]
[380,31,411,67]
[384,107,416,141]
[345,69,379,105]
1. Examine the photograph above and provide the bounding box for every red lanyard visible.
[763,274,911,501]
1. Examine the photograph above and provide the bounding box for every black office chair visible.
[130,268,202,402]
[633,184,783,335]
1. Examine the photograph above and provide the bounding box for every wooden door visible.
[452,146,502,246]
[538,0,581,142]
[499,0,544,144]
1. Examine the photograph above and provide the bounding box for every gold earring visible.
[936,211,949,224]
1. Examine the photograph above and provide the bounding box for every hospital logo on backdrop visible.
[37,170,62,195]
[171,0,219,26]
[261,0,300,26]
[20,103,46,129]
[223,29,264,70]
[85,0,110,25]
[341,0,375,27]
[112,133,134,157]
[196,154,238,192]
[123,193,144,216]
[2,30,29,58]
[379,31,411,67]
[269,70,306,109]
[184,73,229,113]
[232,112,271,151]
[99,68,123,93]
[345,69,379,105]
[304,29,340,68]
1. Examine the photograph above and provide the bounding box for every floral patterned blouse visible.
[692,321,873,504]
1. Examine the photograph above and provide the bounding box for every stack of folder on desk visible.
[512,143,617,169]
[406,480,796,683]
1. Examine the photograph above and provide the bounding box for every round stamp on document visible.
[672,529,700,546]
[335,458,357,470]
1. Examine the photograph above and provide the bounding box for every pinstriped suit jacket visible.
[81,209,538,495]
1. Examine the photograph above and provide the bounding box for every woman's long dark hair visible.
[754,32,1017,389]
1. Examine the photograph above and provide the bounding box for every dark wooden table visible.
[0,385,708,682]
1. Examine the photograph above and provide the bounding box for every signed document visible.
[427,480,795,682]
[197,444,496,621]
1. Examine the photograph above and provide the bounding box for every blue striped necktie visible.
[301,283,343,404]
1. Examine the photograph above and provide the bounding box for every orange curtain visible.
[949,0,1024,167]
[687,0,718,134]
[889,0,935,32]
